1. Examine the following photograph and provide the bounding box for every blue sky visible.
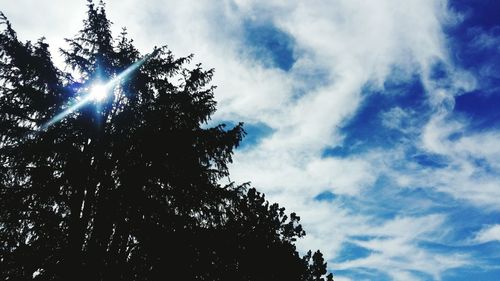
[1,0,499,280]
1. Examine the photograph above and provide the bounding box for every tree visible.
[0,2,334,281]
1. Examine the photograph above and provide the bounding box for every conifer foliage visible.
[0,2,334,280]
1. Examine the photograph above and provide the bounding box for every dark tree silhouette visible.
[0,2,334,281]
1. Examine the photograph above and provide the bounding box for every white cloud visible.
[469,27,500,52]
[473,225,500,244]
[380,106,416,134]
[332,215,470,281]
[416,112,500,209]
[332,277,355,281]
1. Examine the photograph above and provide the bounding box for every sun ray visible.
[39,53,154,131]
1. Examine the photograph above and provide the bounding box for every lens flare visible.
[39,51,157,131]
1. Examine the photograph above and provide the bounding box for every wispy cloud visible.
[473,225,500,244]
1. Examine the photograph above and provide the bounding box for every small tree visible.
[0,2,334,281]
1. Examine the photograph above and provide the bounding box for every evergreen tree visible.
[0,2,334,281]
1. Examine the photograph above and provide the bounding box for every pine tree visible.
[0,2,334,281]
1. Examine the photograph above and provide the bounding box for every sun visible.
[89,83,109,102]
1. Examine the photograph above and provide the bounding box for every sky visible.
[1,0,499,280]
